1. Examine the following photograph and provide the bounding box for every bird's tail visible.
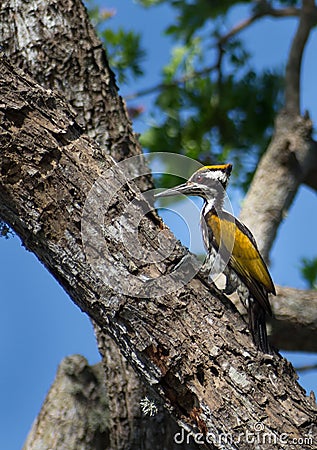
[248,300,272,354]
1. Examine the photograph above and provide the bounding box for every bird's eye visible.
[196,174,202,182]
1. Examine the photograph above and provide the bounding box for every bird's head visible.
[155,164,232,205]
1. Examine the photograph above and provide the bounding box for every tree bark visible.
[23,355,111,450]
[239,111,317,261]
[0,1,159,447]
[95,329,198,450]
[1,1,317,448]
[240,0,317,259]
[0,0,315,355]
[23,351,198,450]
[270,286,317,352]
[1,56,316,449]
[230,287,317,352]
[0,0,143,160]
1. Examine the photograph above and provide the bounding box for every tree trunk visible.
[0,55,316,449]
[239,0,317,259]
[0,1,161,447]
[23,351,198,450]
[1,1,317,449]
[0,0,315,355]
[23,355,111,450]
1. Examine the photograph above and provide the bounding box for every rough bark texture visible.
[0,1,160,447]
[95,329,198,450]
[0,0,143,160]
[230,286,317,352]
[240,0,317,259]
[23,355,110,450]
[24,352,198,450]
[0,0,316,449]
[270,287,317,352]
[0,57,316,449]
[239,111,317,261]
[0,0,315,354]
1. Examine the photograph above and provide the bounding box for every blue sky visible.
[1,2,316,449]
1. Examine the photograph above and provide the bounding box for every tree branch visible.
[24,352,200,450]
[0,0,146,164]
[239,113,317,263]
[94,329,199,450]
[126,4,301,101]
[0,2,157,448]
[1,58,316,448]
[239,1,317,259]
[125,63,218,100]
[270,286,317,352]
[1,2,316,448]
[285,0,317,114]
[219,5,300,45]
[23,355,110,449]
[232,286,317,352]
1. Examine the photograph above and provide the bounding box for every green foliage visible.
[87,0,287,190]
[166,0,252,41]
[139,0,253,40]
[137,0,284,190]
[299,257,317,289]
[138,0,164,6]
[101,28,145,84]
[140,39,283,188]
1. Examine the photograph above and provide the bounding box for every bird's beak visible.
[154,182,193,199]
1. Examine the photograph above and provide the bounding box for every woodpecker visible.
[155,164,275,354]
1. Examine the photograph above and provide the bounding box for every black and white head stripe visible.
[190,164,232,187]
[154,163,232,201]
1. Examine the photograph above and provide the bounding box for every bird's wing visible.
[206,212,275,314]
